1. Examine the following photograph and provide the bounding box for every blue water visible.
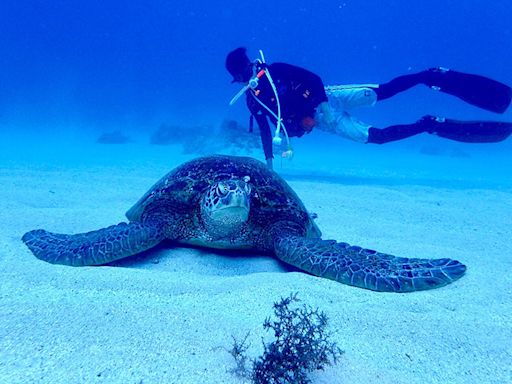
[1,0,511,191]
[1,3,512,383]
[1,1,511,141]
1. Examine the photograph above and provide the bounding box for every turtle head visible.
[201,177,252,236]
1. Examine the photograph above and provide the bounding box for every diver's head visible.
[226,47,253,83]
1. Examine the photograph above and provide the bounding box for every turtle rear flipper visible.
[274,235,466,292]
[22,222,165,266]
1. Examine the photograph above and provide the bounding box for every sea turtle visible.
[22,155,466,292]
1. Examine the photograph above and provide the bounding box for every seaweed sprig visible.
[230,293,343,384]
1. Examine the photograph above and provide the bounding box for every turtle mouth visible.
[202,179,252,231]
[210,205,249,222]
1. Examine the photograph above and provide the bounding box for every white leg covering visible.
[316,110,371,143]
[325,85,378,109]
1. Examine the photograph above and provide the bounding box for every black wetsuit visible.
[246,63,328,160]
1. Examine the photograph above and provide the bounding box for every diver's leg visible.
[315,111,371,143]
[366,122,429,144]
[374,71,430,101]
[376,68,512,113]
[422,68,512,113]
[420,115,512,143]
[367,115,512,144]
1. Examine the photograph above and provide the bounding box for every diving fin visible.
[421,115,512,143]
[425,67,512,114]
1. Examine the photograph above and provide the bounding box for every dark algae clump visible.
[230,293,343,384]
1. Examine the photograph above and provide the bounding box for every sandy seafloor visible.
[0,130,511,384]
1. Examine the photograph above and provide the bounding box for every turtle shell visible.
[125,155,320,240]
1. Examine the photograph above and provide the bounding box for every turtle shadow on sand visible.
[22,155,466,292]
[109,242,294,277]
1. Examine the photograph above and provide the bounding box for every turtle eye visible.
[216,183,229,196]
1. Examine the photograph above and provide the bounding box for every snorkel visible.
[229,50,293,159]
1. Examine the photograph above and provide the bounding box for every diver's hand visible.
[318,102,337,132]
[266,158,273,170]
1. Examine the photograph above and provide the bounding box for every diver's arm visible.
[318,101,337,131]
[254,113,274,167]
[247,94,274,168]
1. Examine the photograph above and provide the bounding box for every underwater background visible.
[1,0,511,143]
[1,2,512,384]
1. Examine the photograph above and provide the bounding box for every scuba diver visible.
[225,47,512,169]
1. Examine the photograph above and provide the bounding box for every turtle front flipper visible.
[22,222,165,266]
[273,235,466,292]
